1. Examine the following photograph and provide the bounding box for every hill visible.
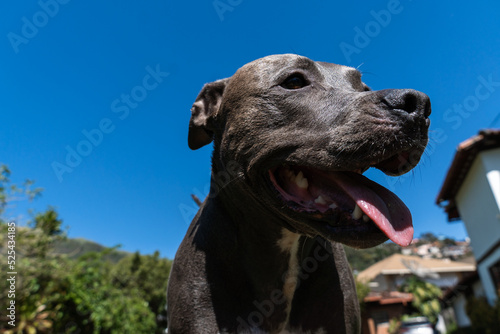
[344,242,401,272]
[52,237,130,263]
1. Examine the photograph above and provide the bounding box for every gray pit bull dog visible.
[167,54,431,334]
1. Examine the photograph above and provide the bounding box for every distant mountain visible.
[51,237,130,263]
[344,242,401,272]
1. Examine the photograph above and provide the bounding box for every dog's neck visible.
[200,179,303,332]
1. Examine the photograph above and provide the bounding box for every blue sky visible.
[1,0,499,258]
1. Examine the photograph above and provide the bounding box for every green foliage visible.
[445,321,458,334]
[355,275,370,312]
[31,209,63,237]
[52,250,157,334]
[52,237,129,262]
[442,237,457,247]
[400,276,442,324]
[0,164,43,221]
[464,296,500,334]
[388,317,400,334]
[110,251,172,332]
[447,327,482,334]
[420,232,439,243]
[0,165,172,333]
[344,242,401,271]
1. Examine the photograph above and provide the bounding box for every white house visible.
[437,129,500,305]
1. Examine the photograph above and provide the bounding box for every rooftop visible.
[436,129,500,221]
[357,253,476,283]
[364,291,413,305]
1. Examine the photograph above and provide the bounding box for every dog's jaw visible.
[268,166,414,248]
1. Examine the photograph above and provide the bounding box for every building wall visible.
[482,148,500,212]
[456,148,500,305]
[473,279,485,298]
[369,275,391,292]
[456,150,500,259]
[452,293,472,327]
[478,246,500,305]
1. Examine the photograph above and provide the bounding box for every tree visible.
[441,237,456,247]
[111,251,172,332]
[0,164,43,222]
[465,296,500,334]
[400,276,442,324]
[420,232,439,243]
[0,165,172,333]
[344,242,401,272]
[355,276,370,312]
[52,250,157,334]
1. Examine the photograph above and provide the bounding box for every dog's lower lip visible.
[371,147,424,175]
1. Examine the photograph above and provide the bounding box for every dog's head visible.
[188,54,431,249]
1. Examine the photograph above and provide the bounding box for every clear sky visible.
[1,0,500,258]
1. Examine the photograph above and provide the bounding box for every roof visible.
[357,254,476,283]
[436,129,500,221]
[364,291,413,305]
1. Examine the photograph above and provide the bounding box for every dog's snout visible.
[382,89,431,117]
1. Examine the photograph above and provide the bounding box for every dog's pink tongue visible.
[322,172,414,247]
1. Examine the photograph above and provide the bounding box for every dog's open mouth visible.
[269,165,414,247]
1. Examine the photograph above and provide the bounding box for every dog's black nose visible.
[382,89,431,117]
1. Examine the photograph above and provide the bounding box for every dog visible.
[167,54,431,333]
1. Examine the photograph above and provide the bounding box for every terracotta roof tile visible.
[436,129,500,220]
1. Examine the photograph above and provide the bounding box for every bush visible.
[0,165,171,333]
[465,296,500,334]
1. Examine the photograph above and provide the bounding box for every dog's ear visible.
[188,78,229,150]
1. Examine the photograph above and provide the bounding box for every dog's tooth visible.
[363,214,370,222]
[299,178,309,189]
[352,204,363,220]
[329,203,338,210]
[295,171,309,189]
[314,195,327,205]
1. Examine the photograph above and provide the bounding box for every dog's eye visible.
[280,74,309,90]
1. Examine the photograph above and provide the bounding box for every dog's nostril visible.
[383,89,430,116]
[401,93,418,114]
